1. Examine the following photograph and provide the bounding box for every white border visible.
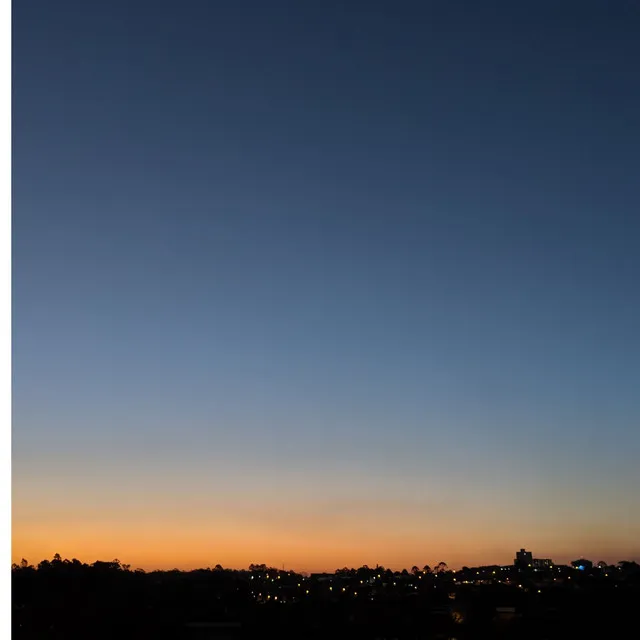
[1,0,11,635]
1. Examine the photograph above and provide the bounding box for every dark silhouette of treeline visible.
[12,555,640,639]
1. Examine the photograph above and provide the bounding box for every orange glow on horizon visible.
[13,472,640,572]
[12,516,639,573]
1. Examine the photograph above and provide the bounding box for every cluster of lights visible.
[247,561,603,605]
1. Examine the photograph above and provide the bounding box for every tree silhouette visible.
[10,552,639,638]
[618,560,640,574]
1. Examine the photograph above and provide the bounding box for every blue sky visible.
[12,0,640,569]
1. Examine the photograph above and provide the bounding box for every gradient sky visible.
[12,0,640,572]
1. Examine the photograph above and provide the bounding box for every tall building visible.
[514,549,533,569]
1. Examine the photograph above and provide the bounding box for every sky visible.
[12,0,640,572]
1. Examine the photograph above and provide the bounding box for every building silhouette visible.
[514,548,533,569]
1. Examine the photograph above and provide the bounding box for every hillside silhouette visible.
[12,554,640,639]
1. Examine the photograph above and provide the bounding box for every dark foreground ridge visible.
[12,554,640,639]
